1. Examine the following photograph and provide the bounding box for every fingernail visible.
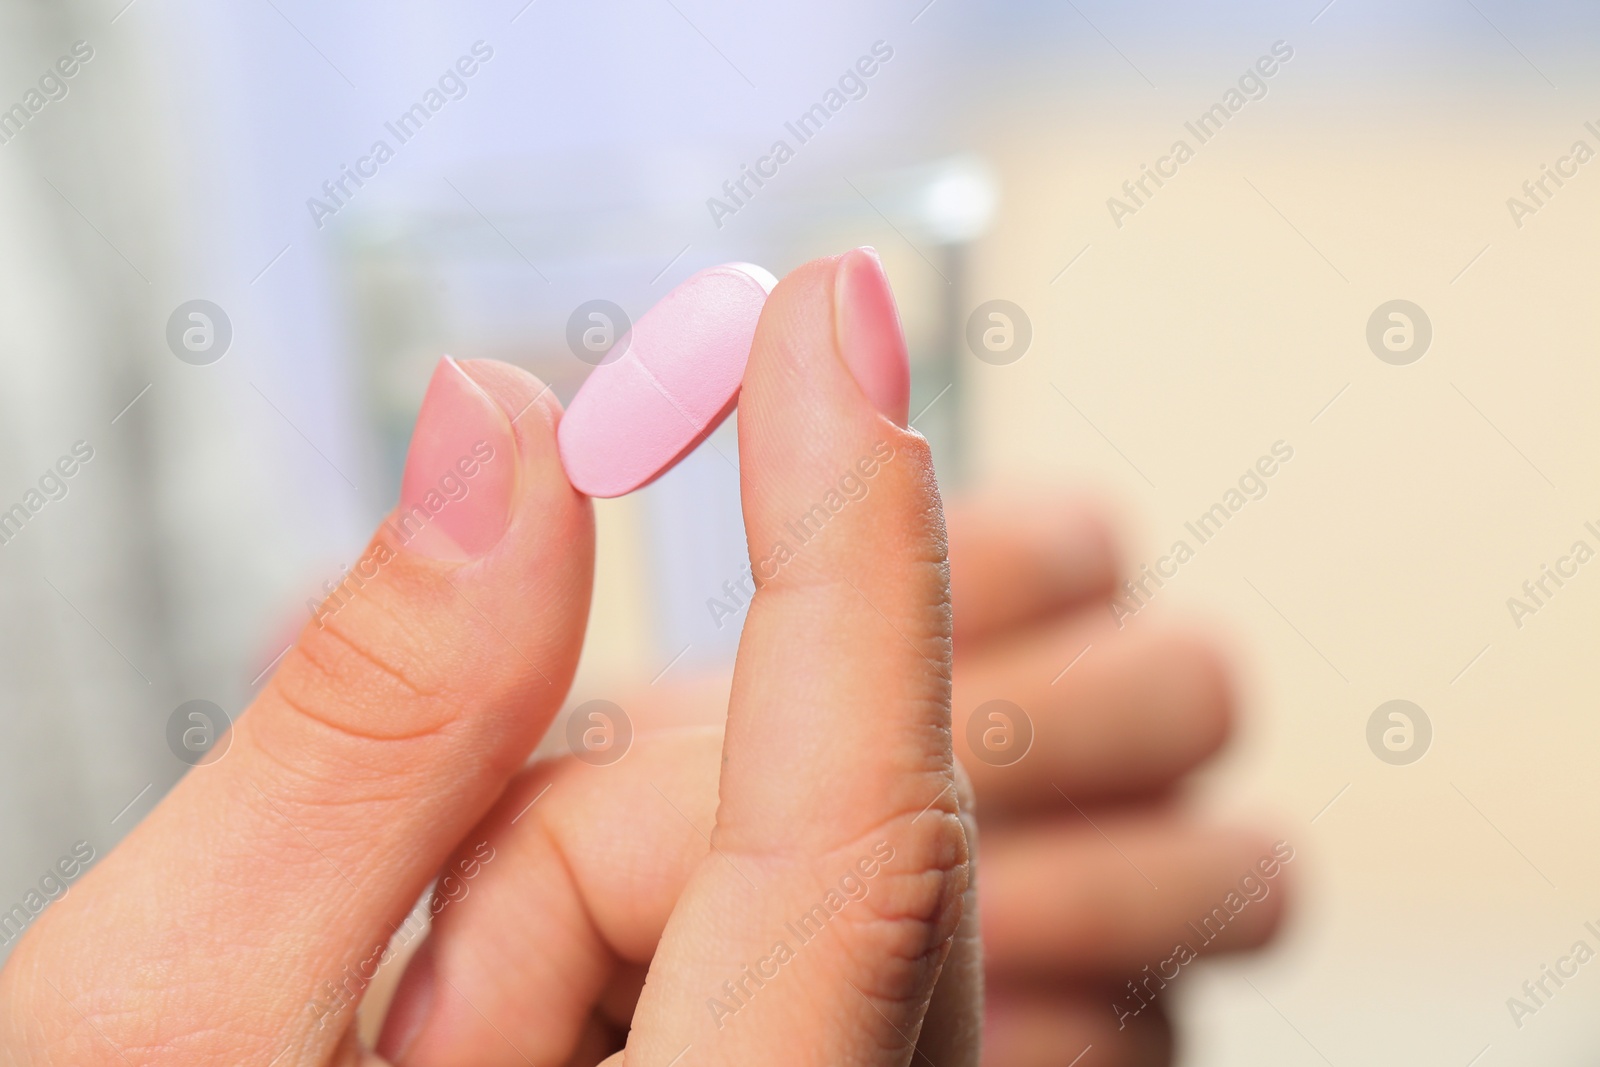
[375,937,437,1063]
[834,247,911,426]
[398,357,517,561]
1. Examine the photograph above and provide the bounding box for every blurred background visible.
[2,0,1599,1062]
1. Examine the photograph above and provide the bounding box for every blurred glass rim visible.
[331,153,1001,263]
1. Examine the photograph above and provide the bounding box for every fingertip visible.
[737,252,947,592]
[834,247,911,426]
[1252,826,1298,917]
[376,935,436,1064]
[1143,626,1237,764]
[744,250,911,442]
[1066,494,1126,594]
[455,358,566,449]
[449,359,592,576]
[1218,826,1297,949]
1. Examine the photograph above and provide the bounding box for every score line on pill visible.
[557,263,777,499]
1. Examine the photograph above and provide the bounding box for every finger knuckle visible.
[827,804,970,1009]
[271,585,461,743]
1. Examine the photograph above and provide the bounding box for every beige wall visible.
[952,88,1600,1064]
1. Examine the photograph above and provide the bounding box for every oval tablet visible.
[557,263,777,498]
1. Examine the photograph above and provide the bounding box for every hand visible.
[946,493,1289,1066]
[0,250,978,1066]
[554,492,1290,1066]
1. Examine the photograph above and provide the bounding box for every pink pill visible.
[557,263,777,498]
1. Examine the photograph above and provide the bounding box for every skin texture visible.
[0,254,979,1067]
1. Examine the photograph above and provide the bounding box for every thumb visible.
[1,358,593,1064]
[622,249,978,1066]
